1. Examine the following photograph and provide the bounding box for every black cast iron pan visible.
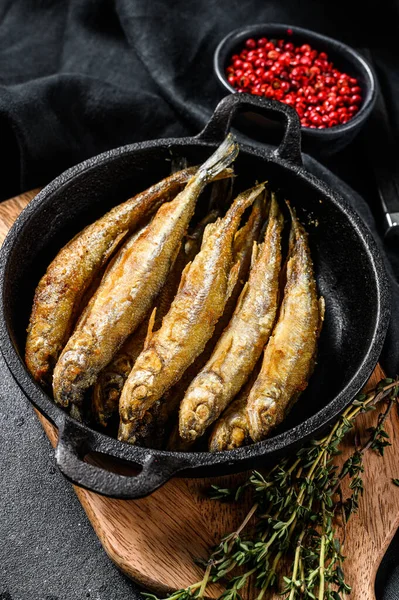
[0,94,390,499]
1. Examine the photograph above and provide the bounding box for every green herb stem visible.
[288,530,305,600]
[198,562,212,599]
[143,377,399,600]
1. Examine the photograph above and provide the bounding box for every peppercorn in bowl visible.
[214,23,376,155]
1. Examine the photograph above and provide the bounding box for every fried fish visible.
[208,362,261,452]
[247,203,324,442]
[25,166,198,386]
[179,194,283,443]
[53,136,238,409]
[165,194,267,449]
[118,183,264,444]
[92,210,220,428]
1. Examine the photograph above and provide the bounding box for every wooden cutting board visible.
[1,190,399,600]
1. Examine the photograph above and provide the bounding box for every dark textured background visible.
[0,350,140,600]
[0,0,398,598]
[0,0,399,372]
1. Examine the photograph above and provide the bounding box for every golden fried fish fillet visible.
[53,136,238,409]
[247,203,325,442]
[179,194,283,442]
[118,183,264,444]
[25,166,198,386]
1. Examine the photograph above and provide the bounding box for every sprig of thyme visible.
[143,378,398,600]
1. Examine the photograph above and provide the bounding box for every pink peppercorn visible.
[225,35,362,128]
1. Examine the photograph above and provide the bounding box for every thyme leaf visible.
[142,378,399,600]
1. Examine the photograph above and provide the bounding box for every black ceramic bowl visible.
[0,95,390,499]
[214,23,377,156]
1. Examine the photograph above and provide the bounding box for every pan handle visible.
[55,417,183,499]
[197,94,303,166]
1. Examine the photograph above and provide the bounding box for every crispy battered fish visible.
[118,183,264,444]
[247,204,324,442]
[179,194,283,443]
[25,166,198,386]
[208,362,261,452]
[53,136,238,409]
[92,210,220,428]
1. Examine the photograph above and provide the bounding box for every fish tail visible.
[286,200,313,274]
[233,191,267,258]
[285,199,306,246]
[198,134,239,182]
[224,183,266,231]
[252,189,269,219]
[269,192,281,221]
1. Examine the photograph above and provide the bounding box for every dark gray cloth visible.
[0,351,140,600]
[0,0,398,374]
[0,1,398,598]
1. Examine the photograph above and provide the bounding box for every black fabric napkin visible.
[0,1,398,598]
[0,0,398,375]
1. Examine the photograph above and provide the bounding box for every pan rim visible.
[0,135,391,472]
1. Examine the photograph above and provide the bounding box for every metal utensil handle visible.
[55,417,182,499]
[197,94,303,166]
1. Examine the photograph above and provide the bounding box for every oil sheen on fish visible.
[179,193,283,443]
[118,183,264,444]
[208,362,261,452]
[92,210,220,429]
[247,203,325,443]
[53,136,238,409]
[208,384,250,452]
[164,195,267,449]
[132,210,223,447]
[25,166,198,386]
